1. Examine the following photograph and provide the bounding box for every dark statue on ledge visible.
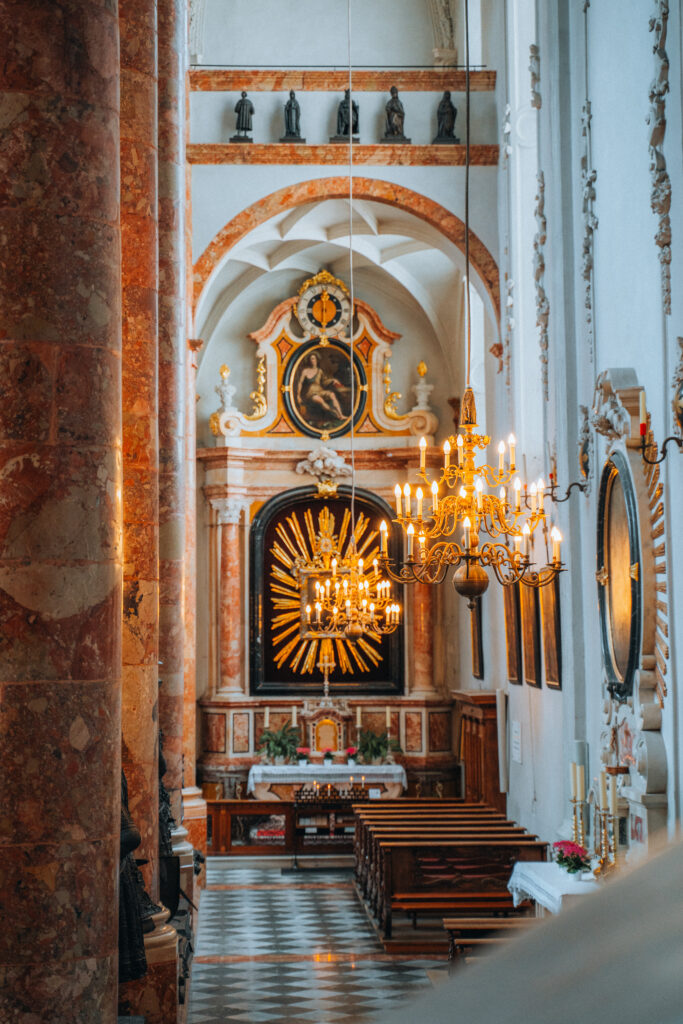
[159,726,181,918]
[383,86,410,143]
[281,90,305,143]
[330,89,359,142]
[231,90,254,142]
[433,90,460,144]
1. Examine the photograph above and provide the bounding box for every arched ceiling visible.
[195,197,497,388]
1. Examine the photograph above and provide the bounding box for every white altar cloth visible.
[247,762,407,795]
[508,860,600,915]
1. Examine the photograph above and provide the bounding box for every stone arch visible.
[192,176,500,324]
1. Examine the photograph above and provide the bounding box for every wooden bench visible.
[443,915,537,969]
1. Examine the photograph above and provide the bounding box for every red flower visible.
[553,840,588,857]
[296,747,310,755]
[346,747,357,756]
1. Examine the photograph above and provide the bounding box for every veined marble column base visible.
[119,908,178,1024]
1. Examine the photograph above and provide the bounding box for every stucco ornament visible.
[647,0,672,315]
[529,44,541,109]
[296,446,352,496]
[533,172,549,400]
[590,371,631,440]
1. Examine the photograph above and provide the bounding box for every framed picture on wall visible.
[470,597,484,680]
[540,578,562,689]
[503,583,522,684]
[520,583,542,687]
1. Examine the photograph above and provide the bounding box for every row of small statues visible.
[231,88,460,144]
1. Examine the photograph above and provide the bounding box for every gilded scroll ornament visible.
[245,355,267,420]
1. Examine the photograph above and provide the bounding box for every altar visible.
[247,762,408,800]
[508,861,600,917]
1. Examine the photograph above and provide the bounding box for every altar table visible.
[247,763,407,800]
[508,860,600,916]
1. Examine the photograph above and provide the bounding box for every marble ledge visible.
[187,143,499,167]
[189,69,496,92]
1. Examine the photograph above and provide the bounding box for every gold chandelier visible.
[377,0,564,606]
[296,508,400,640]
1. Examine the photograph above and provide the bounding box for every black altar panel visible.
[249,486,404,696]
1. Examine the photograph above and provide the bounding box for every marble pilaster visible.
[0,1,122,1019]
[119,0,160,900]
[183,339,202,787]
[217,501,248,694]
[157,0,187,824]
[411,583,437,695]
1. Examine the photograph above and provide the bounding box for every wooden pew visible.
[377,838,547,939]
[443,916,537,969]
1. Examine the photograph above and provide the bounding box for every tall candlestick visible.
[639,389,647,436]
[419,435,426,469]
[386,705,391,730]
[577,764,585,801]
[609,774,617,816]
[356,705,361,728]
[264,706,270,728]
[570,761,577,801]
[599,771,608,811]
[292,705,297,727]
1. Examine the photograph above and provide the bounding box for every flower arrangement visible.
[296,747,310,763]
[322,747,334,762]
[553,840,591,874]
[346,747,357,758]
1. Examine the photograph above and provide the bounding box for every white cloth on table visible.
[246,762,407,795]
[507,859,600,915]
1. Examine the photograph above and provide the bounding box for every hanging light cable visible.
[296,0,401,642]
[378,0,565,605]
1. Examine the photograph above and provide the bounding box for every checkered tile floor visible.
[188,862,442,1023]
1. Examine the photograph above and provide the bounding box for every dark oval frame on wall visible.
[282,339,367,439]
[249,485,404,696]
[596,450,641,701]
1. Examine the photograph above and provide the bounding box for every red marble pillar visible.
[218,505,247,693]
[0,2,122,1020]
[119,0,160,900]
[157,0,187,824]
[412,583,436,694]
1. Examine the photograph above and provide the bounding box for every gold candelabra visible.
[593,769,619,877]
[295,509,401,640]
[570,796,586,849]
[378,388,564,604]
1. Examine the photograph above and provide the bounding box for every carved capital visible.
[590,369,636,440]
[211,498,248,526]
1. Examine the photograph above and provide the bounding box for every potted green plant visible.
[322,747,334,764]
[258,723,300,764]
[357,729,402,765]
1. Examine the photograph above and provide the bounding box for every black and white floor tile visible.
[187,862,442,1024]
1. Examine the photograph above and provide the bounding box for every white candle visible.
[639,389,647,433]
[443,439,451,470]
[570,762,577,801]
[577,764,585,802]
[498,440,505,474]
[380,520,388,554]
[264,706,270,728]
[538,478,545,514]
[306,604,311,623]
[356,705,362,728]
[522,523,530,557]
[599,771,608,811]
[419,435,426,469]
[551,526,562,563]
[431,480,439,514]
[418,532,426,559]
[394,483,402,517]
[407,523,415,559]
[416,487,423,519]
[463,516,471,551]
[403,483,411,518]
[331,558,337,577]
[508,434,516,470]
[475,477,483,511]
[292,706,297,727]
[386,705,391,730]
[457,434,464,466]
[514,477,521,512]
[609,774,618,816]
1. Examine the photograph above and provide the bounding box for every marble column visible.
[217,501,247,693]
[0,2,122,1020]
[411,583,437,694]
[157,0,187,825]
[183,339,207,886]
[119,0,160,900]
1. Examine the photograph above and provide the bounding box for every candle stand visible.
[570,796,585,848]
[593,806,618,877]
